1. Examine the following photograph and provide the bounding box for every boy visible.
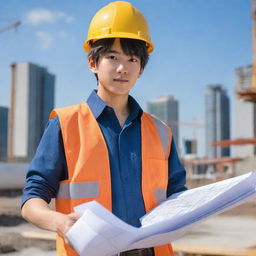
[21,1,187,256]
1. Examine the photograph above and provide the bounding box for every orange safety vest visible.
[50,102,174,256]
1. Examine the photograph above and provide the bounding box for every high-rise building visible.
[0,106,8,161]
[146,95,179,148]
[234,65,256,157]
[205,85,230,157]
[8,62,55,162]
[183,139,197,155]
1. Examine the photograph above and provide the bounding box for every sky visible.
[0,0,251,156]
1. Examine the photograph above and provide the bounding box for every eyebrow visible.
[105,50,138,59]
[105,50,121,54]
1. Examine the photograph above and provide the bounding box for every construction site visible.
[0,165,255,256]
[0,1,256,256]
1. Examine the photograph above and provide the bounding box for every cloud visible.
[59,31,68,38]
[36,31,53,50]
[25,8,74,25]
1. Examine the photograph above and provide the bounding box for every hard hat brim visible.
[84,33,154,54]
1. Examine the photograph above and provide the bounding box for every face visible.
[88,39,143,97]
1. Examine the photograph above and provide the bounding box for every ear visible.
[88,56,97,74]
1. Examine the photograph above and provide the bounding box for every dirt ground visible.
[0,183,255,255]
[0,190,55,255]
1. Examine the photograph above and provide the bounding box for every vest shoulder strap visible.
[142,112,172,159]
[49,103,89,121]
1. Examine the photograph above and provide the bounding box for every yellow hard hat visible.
[84,1,154,54]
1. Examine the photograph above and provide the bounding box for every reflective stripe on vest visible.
[57,183,166,204]
[50,103,174,256]
[150,114,171,158]
[154,188,167,204]
[57,182,99,199]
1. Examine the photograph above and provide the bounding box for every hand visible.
[57,212,81,246]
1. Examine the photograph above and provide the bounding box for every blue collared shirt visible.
[22,90,187,227]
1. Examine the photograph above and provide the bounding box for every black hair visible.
[88,38,149,81]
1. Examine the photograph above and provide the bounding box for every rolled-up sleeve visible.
[21,116,68,207]
[167,139,187,197]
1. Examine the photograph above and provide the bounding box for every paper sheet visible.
[66,171,256,256]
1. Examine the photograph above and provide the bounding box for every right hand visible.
[57,212,81,246]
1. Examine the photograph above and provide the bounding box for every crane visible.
[236,0,256,101]
[171,120,204,155]
[0,21,21,34]
[171,120,204,139]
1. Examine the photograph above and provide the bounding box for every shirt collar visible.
[86,90,143,121]
[127,95,143,122]
[86,90,106,119]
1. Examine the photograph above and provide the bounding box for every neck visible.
[97,87,130,126]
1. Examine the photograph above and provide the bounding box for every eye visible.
[107,55,117,60]
[129,57,138,63]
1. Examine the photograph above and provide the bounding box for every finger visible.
[68,212,81,221]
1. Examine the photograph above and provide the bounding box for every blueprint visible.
[66,171,256,256]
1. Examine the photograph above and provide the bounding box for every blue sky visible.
[0,0,251,155]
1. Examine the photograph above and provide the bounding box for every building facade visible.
[146,95,179,149]
[183,139,197,155]
[234,65,256,157]
[0,107,8,161]
[205,85,230,158]
[8,62,55,162]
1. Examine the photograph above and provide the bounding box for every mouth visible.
[113,78,129,83]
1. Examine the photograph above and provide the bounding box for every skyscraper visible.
[0,106,8,161]
[147,95,179,148]
[8,62,55,162]
[234,65,256,157]
[205,85,230,157]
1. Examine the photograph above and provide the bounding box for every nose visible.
[116,62,128,74]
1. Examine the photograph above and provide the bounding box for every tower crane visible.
[0,21,21,34]
[171,120,204,139]
[0,20,21,161]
